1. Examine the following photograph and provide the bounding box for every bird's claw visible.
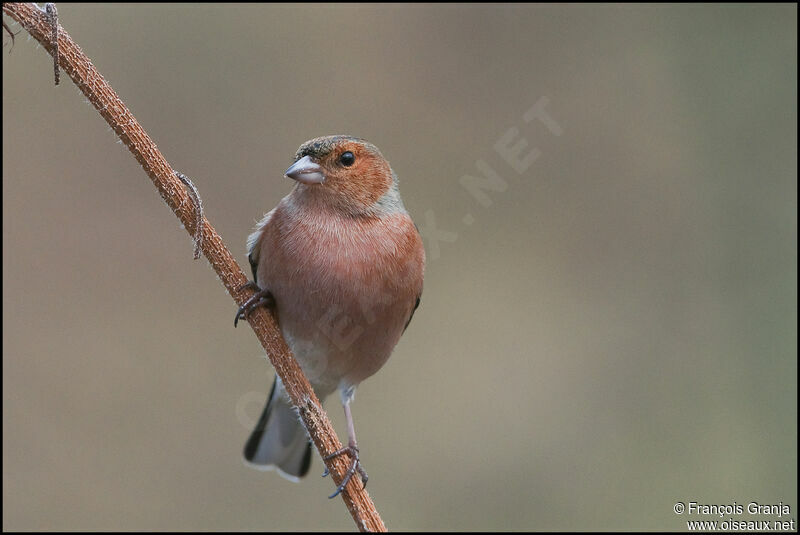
[322,445,368,499]
[234,282,274,327]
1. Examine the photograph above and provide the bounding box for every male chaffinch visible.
[237,135,425,498]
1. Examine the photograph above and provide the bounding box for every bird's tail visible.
[243,376,312,481]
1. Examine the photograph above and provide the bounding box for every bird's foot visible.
[322,444,368,499]
[234,282,274,327]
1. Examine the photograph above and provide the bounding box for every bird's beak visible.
[285,155,325,184]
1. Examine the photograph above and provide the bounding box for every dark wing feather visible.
[403,295,421,333]
[248,250,259,283]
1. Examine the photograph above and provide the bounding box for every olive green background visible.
[3,3,796,531]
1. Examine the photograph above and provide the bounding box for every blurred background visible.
[3,3,796,531]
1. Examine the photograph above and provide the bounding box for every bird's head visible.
[285,135,403,216]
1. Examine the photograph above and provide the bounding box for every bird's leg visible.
[234,281,275,327]
[322,401,368,499]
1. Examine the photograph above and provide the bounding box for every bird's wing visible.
[403,295,421,333]
[246,208,276,282]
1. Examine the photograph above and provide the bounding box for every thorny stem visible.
[44,3,58,84]
[1,4,386,532]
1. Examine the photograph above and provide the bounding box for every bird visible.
[236,135,425,498]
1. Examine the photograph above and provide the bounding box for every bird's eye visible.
[339,151,355,167]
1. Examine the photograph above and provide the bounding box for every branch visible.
[2,4,386,532]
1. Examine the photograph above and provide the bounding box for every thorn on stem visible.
[44,3,59,85]
[2,19,18,52]
[175,172,205,259]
